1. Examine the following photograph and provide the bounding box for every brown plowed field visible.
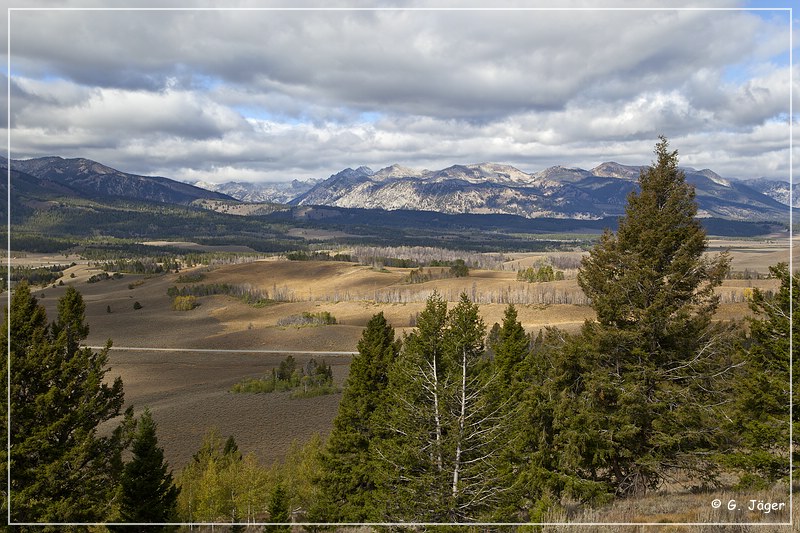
[103,349,350,468]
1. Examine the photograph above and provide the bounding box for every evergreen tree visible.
[567,137,733,498]
[373,292,449,521]
[116,409,179,530]
[523,329,617,507]
[491,304,530,393]
[8,283,126,522]
[375,293,504,522]
[726,262,797,487]
[313,312,400,522]
[264,483,291,533]
[223,435,242,462]
[488,324,602,519]
[486,305,536,520]
[443,293,501,521]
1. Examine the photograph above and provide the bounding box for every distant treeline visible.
[10,197,306,253]
[348,245,507,269]
[167,283,285,306]
[286,251,353,262]
[9,233,79,253]
[10,263,75,286]
[79,243,273,267]
[93,258,181,274]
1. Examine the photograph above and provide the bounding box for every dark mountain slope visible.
[3,156,235,205]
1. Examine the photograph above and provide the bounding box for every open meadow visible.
[8,234,794,472]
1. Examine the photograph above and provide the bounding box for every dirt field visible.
[100,349,350,468]
[9,235,796,470]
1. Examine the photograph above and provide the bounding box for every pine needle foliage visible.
[566,137,734,499]
[7,283,126,523]
[264,483,291,532]
[726,262,797,487]
[374,292,506,522]
[116,409,179,530]
[313,312,400,522]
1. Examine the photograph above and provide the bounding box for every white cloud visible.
[1,4,795,181]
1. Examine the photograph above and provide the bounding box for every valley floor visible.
[8,236,795,469]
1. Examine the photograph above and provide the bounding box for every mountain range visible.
[3,155,794,223]
[287,161,792,221]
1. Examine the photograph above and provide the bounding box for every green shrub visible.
[290,384,340,399]
[517,264,564,283]
[449,259,469,277]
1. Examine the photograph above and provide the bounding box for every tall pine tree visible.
[313,312,400,522]
[8,283,126,522]
[490,304,530,400]
[568,137,734,497]
[443,293,502,521]
[373,292,449,521]
[486,304,539,521]
[116,409,179,530]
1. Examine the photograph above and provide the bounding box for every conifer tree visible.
[313,312,400,522]
[375,293,504,522]
[8,283,126,522]
[117,409,179,530]
[567,137,733,498]
[0,283,48,520]
[264,483,291,533]
[443,293,501,521]
[373,292,449,520]
[486,304,535,520]
[491,304,530,396]
[727,262,797,486]
[522,329,615,508]
[223,435,242,462]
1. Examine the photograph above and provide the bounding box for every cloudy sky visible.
[3,0,798,183]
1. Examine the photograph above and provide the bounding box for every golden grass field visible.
[9,237,797,477]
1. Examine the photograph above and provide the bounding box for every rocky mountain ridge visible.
[289,161,790,221]
[192,178,323,204]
